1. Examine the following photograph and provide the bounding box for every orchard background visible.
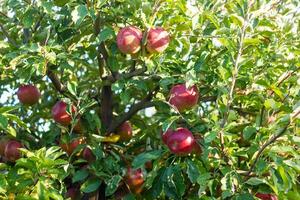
[0,0,299,199]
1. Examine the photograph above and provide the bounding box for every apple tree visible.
[0,0,299,199]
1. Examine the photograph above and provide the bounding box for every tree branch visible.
[0,23,18,48]
[107,86,159,133]
[245,109,300,177]
[218,1,254,162]
[46,68,76,101]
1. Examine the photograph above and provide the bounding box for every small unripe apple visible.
[146,27,170,54]
[60,138,85,156]
[52,101,76,126]
[165,127,196,155]
[125,167,144,194]
[82,147,95,163]
[4,140,23,162]
[17,84,41,105]
[117,26,142,54]
[66,187,79,200]
[116,121,133,141]
[169,84,199,112]
[0,137,9,156]
[255,193,278,200]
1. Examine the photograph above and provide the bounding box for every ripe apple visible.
[117,26,142,54]
[52,101,76,126]
[0,137,9,156]
[60,138,85,156]
[255,193,278,200]
[4,140,23,162]
[116,121,133,141]
[165,127,196,155]
[191,141,202,155]
[146,27,170,53]
[161,129,173,145]
[17,84,41,105]
[169,83,199,112]
[145,161,153,170]
[82,147,95,163]
[125,167,144,194]
[66,187,79,200]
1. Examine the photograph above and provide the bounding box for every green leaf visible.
[67,82,77,97]
[0,114,8,130]
[132,150,163,169]
[245,177,266,185]
[105,175,122,196]
[81,178,102,193]
[22,9,36,28]
[204,131,218,143]
[264,99,281,109]
[72,169,89,183]
[71,5,88,25]
[186,159,200,184]
[99,27,115,42]
[243,126,257,140]
[162,116,179,132]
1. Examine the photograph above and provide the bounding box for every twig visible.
[46,68,76,101]
[0,23,18,48]
[218,1,254,161]
[245,109,300,177]
[107,86,159,133]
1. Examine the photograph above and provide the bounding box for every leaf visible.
[132,150,163,169]
[81,178,102,193]
[67,82,77,97]
[162,116,179,132]
[264,99,281,109]
[105,175,122,196]
[71,5,88,25]
[0,114,8,130]
[99,27,115,42]
[230,14,244,27]
[245,177,266,185]
[22,8,36,28]
[204,131,218,143]
[186,159,200,183]
[72,169,89,183]
[235,193,254,200]
[243,126,257,140]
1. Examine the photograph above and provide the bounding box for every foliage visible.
[0,0,299,199]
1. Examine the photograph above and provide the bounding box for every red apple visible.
[145,161,153,170]
[60,138,85,156]
[73,119,84,134]
[4,140,23,162]
[169,84,199,112]
[146,27,170,53]
[117,26,142,54]
[17,84,41,105]
[191,141,202,155]
[116,121,133,142]
[161,129,173,145]
[66,187,79,200]
[255,193,278,200]
[82,147,95,163]
[165,127,196,155]
[0,137,9,156]
[126,167,144,194]
[52,101,76,126]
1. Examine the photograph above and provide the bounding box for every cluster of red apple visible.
[117,26,170,54]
